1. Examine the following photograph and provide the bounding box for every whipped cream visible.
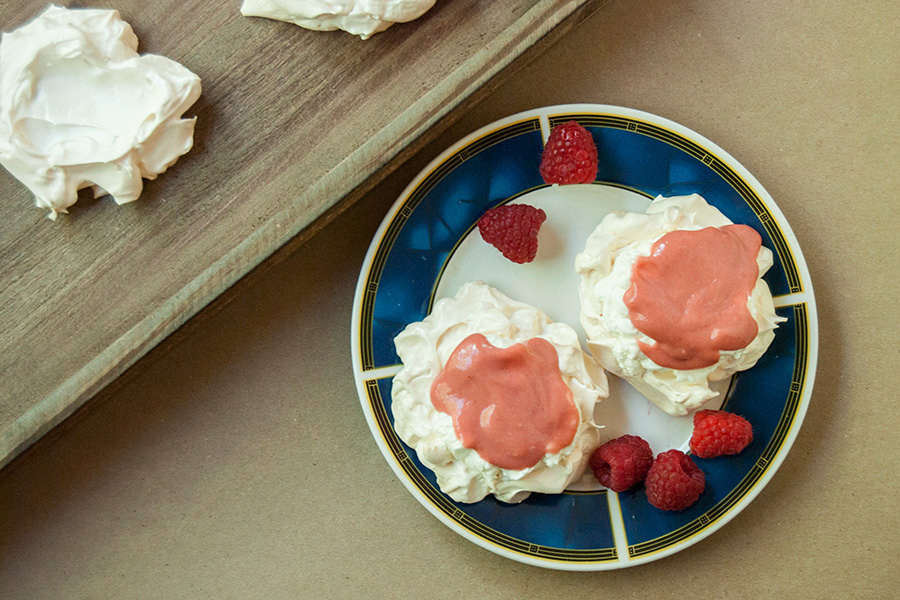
[575,194,784,416]
[241,0,436,39]
[392,281,607,504]
[0,5,202,219]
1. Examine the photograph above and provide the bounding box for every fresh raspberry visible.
[476,203,547,264]
[644,450,706,511]
[539,120,598,185]
[690,410,754,458]
[589,435,654,492]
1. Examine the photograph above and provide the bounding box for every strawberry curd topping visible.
[624,225,763,370]
[430,333,579,470]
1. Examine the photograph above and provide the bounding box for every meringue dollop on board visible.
[0,5,202,219]
[240,0,436,39]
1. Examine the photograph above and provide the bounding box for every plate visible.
[350,105,817,570]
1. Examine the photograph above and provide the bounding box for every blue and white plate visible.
[350,105,817,570]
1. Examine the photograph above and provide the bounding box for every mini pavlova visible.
[575,194,784,416]
[391,281,607,503]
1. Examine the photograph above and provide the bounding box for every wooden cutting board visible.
[0,0,602,469]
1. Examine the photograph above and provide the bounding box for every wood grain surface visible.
[0,0,602,469]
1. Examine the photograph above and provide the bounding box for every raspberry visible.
[690,410,754,458]
[589,435,654,492]
[644,450,706,511]
[476,203,547,264]
[539,120,598,185]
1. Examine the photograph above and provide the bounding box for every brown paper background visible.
[2,0,898,597]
